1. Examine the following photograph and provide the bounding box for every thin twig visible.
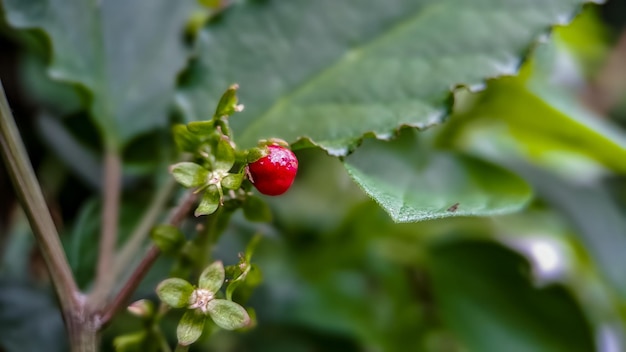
[111,177,177,281]
[582,28,626,114]
[89,149,122,309]
[99,190,197,325]
[0,81,80,312]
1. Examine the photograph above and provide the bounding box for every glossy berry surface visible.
[248,144,298,196]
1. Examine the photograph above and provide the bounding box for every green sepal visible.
[150,225,185,254]
[198,260,225,293]
[156,278,194,308]
[195,186,221,216]
[171,162,208,188]
[177,309,206,346]
[214,138,235,171]
[206,299,251,330]
[214,84,240,118]
[172,124,201,154]
[245,146,268,163]
[221,173,244,190]
[242,196,272,222]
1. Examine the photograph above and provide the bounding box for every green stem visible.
[89,148,122,309]
[193,208,221,269]
[0,81,80,315]
[193,206,234,270]
[174,344,189,352]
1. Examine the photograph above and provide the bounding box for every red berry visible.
[248,144,298,196]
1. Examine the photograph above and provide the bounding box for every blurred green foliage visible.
[1,0,626,351]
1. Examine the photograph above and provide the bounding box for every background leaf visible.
[513,163,626,300]
[343,130,532,222]
[0,282,67,352]
[178,0,596,155]
[2,0,194,147]
[429,240,595,352]
[439,63,626,180]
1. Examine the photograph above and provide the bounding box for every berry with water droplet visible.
[248,144,298,196]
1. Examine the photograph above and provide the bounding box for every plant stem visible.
[66,311,99,352]
[0,80,80,314]
[100,246,160,324]
[100,191,197,325]
[174,344,189,352]
[89,148,122,309]
[112,177,177,282]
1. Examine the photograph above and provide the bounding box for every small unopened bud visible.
[127,299,154,318]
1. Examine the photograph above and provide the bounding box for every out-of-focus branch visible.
[99,190,197,325]
[582,29,626,114]
[89,149,122,309]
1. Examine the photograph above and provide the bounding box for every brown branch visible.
[581,28,626,115]
[0,81,80,312]
[99,190,197,325]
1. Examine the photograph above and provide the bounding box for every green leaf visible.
[214,138,235,171]
[198,261,225,293]
[242,195,272,222]
[429,240,595,352]
[343,130,532,222]
[173,124,202,154]
[3,0,194,147]
[221,173,244,190]
[187,121,215,135]
[177,0,597,155]
[206,299,251,330]
[214,84,241,118]
[177,310,206,346]
[156,278,194,308]
[194,186,221,216]
[150,225,186,254]
[171,162,208,188]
